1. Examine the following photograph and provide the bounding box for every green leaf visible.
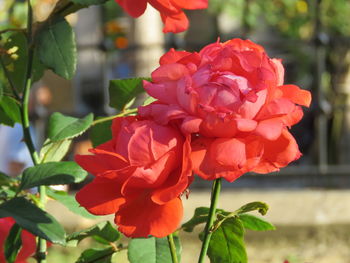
[109,77,150,111]
[2,33,45,91]
[238,214,275,231]
[0,172,13,186]
[182,207,227,232]
[128,236,181,263]
[67,221,120,247]
[20,161,88,190]
[89,118,112,147]
[3,32,27,92]
[46,188,97,220]
[0,106,15,127]
[234,201,269,216]
[36,17,77,79]
[142,95,157,106]
[48,112,93,142]
[4,223,22,263]
[0,95,21,125]
[182,207,209,232]
[206,217,247,263]
[39,138,72,163]
[51,0,109,18]
[76,247,116,263]
[0,197,66,244]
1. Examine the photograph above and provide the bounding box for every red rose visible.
[114,0,208,33]
[139,39,311,182]
[75,116,192,238]
[0,217,36,263]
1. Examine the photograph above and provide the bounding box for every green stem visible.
[198,178,222,263]
[167,233,179,263]
[92,108,138,126]
[21,0,47,262]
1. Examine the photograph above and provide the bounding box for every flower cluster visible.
[114,0,208,33]
[75,39,311,238]
[0,218,36,263]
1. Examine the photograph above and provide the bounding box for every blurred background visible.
[1,0,350,262]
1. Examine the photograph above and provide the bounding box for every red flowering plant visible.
[140,39,311,182]
[0,0,311,262]
[75,116,192,238]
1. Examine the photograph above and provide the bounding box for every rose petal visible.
[235,118,257,132]
[181,116,202,134]
[159,48,191,65]
[115,0,147,17]
[152,135,192,204]
[210,138,246,168]
[76,177,125,215]
[255,118,284,141]
[253,129,301,173]
[116,196,183,238]
[160,11,189,33]
[279,84,312,107]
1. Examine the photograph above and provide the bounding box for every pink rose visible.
[139,39,311,182]
[75,116,192,238]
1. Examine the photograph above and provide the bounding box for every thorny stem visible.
[167,233,179,263]
[198,178,222,263]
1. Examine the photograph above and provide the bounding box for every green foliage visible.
[4,223,22,263]
[1,32,45,92]
[0,95,21,126]
[67,221,121,247]
[322,0,350,36]
[184,202,274,262]
[109,77,150,111]
[128,236,181,263]
[206,218,247,263]
[0,172,19,201]
[0,172,12,186]
[234,201,269,216]
[182,207,229,232]
[48,112,93,142]
[46,188,98,220]
[238,214,275,231]
[51,0,110,18]
[76,247,116,263]
[20,161,87,190]
[182,207,210,232]
[2,32,27,91]
[36,17,77,79]
[0,197,66,244]
[89,118,112,147]
[39,139,72,163]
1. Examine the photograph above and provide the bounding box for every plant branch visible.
[92,108,138,126]
[198,178,222,263]
[20,0,47,262]
[167,233,178,263]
